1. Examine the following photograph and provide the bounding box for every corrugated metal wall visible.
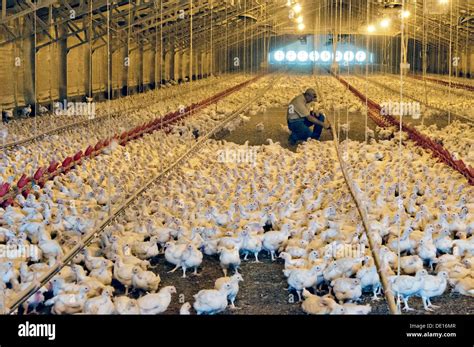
[0,37,17,108]
[112,47,126,92]
[143,46,154,85]
[92,45,108,95]
[0,22,216,109]
[67,39,86,98]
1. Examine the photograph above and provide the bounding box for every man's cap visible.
[304,88,317,98]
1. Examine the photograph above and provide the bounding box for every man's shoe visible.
[288,136,297,146]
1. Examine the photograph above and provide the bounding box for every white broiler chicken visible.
[418,271,449,311]
[21,285,48,315]
[180,243,203,277]
[180,302,192,315]
[262,227,290,261]
[83,286,115,314]
[342,303,372,315]
[330,278,362,303]
[113,257,136,295]
[400,255,424,275]
[45,285,90,314]
[417,238,438,270]
[137,286,176,314]
[164,242,186,273]
[131,267,161,293]
[214,273,244,309]
[38,233,63,266]
[131,236,160,259]
[193,282,233,315]
[356,263,381,300]
[300,289,344,315]
[285,265,324,302]
[0,261,20,290]
[452,276,474,297]
[72,265,106,297]
[389,269,427,311]
[89,260,113,285]
[218,245,241,276]
[279,252,307,269]
[240,229,263,262]
[114,296,140,315]
[83,249,110,272]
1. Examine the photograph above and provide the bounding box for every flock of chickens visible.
[343,74,474,167]
[0,73,271,314]
[0,72,472,315]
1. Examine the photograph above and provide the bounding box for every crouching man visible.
[287,88,331,145]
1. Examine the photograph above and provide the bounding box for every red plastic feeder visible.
[0,183,10,197]
[94,141,103,151]
[85,145,94,156]
[17,174,29,189]
[73,151,83,162]
[33,167,45,181]
[48,161,59,173]
[62,156,73,168]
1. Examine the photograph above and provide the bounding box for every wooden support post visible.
[58,22,68,102]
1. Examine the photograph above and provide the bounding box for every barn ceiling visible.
[0,1,472,52]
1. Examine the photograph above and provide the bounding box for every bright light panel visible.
[296,16,304,24]
[309,51,319,62]
[367,25,376,33]
[286,50,297,62]
[297,51,309,62]
[320,51,331,62]
[344,51,355,62]
[274,51,285,62]
[355,51,367,62]
[272,50,370,64]
[298,23,305,31]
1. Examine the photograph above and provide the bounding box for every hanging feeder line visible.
[314,74,399,315]
[331,72,392,127]
[354,74,474,126]
[0,77,232,151]
[5,75,278,315]
[330,124,399,315]
[331,72,474,186]
[0,74,266,207]
[408,74,474,92]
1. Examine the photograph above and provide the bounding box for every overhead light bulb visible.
[367,25,376,33]
[296,16,304,24]
[293,3,302,14]
[438,0,449,4]
[380,18,391,28]
[297,23,305,31]
[401,10,411,18]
